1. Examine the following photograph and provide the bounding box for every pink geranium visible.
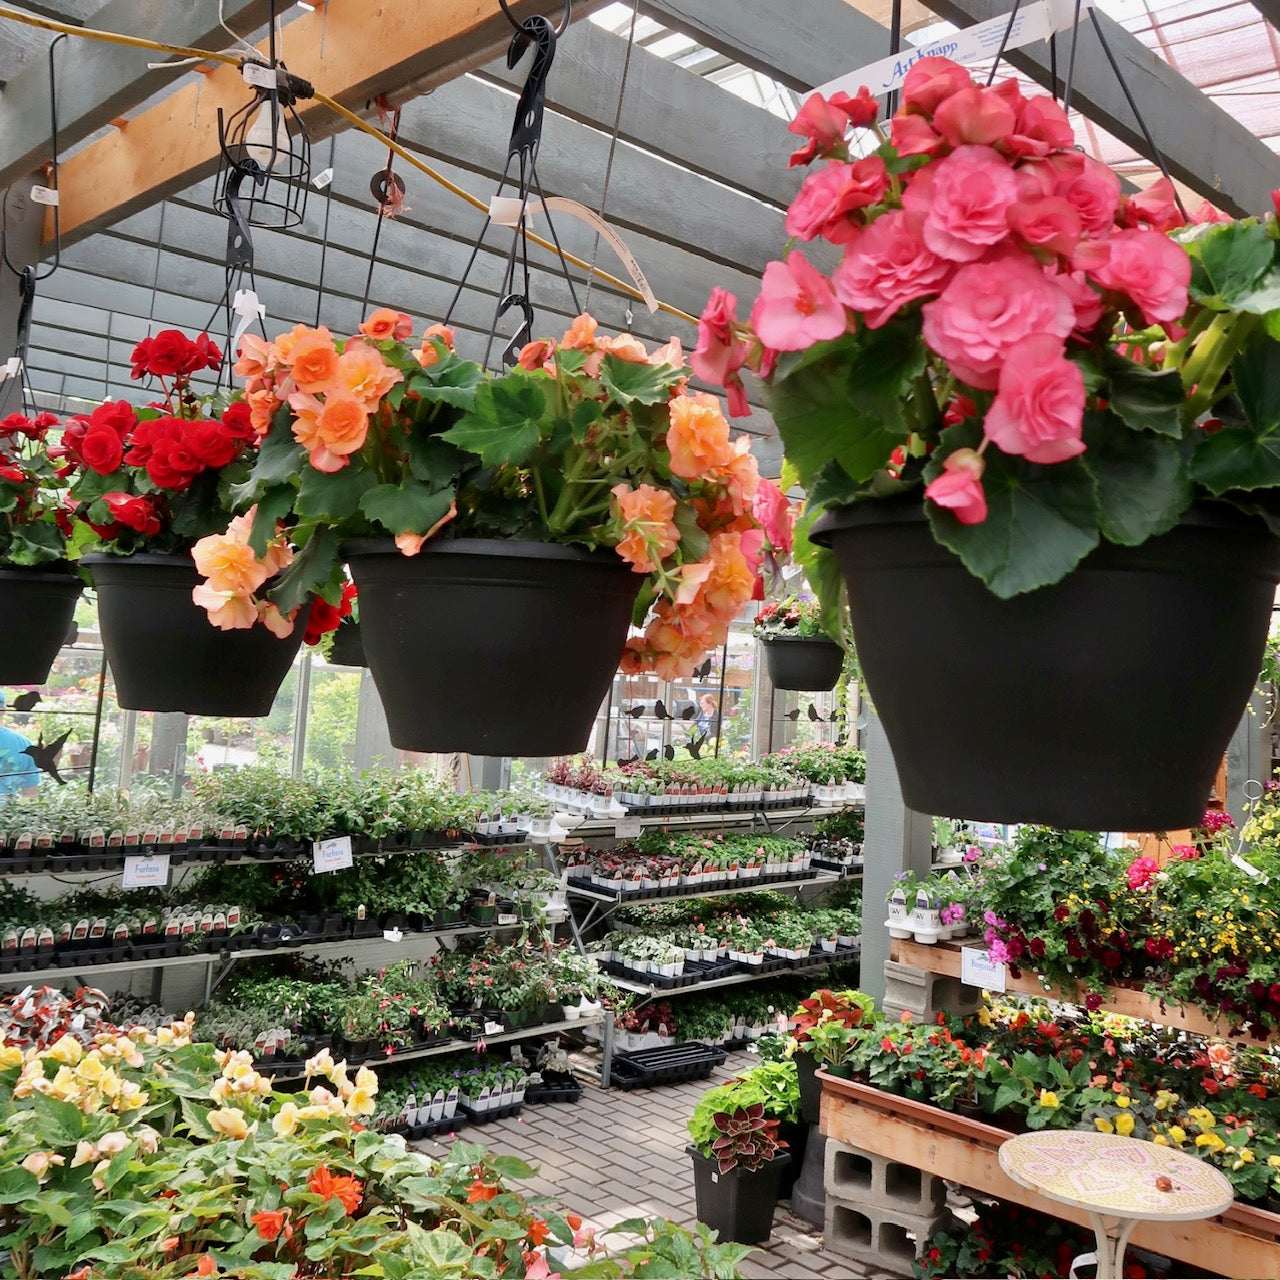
[983,334,1086,464]
[1089,228,1191,325]
[924,448,988,525]
[1007,196,1082,258]
[932,86,1017,148]
[785,159,888,246]
[750,252,846,352]
[752,477,795,555]
[832,211,953,329]
[1126,855,1160,890]
[903,145,1019,262]
[891,113,945,158]
[901,56,972,115]
[1005,96,1075,158]
[921,255,1075,389]
[1121,178,1185,233]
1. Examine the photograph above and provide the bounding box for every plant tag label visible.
[123,853,170,889]
[497,912,519,927]
[241,61,280,89]
[29,184,58,206]
[614,818,643,839]
[484,1019,504,1036]
[313,836,353,874]
[383,928,403,942]
[313,167,334,188]
[1232,852,1267,881]
[961,946,1006,993]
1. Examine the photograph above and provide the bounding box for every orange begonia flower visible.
[234,333,275,381]
[289,391,370,473]
[336,342,403,409]
[467,1177,500,1203]
[667,392,734,480]
[307,1164,363,1215]
[287,327,341,395]
[359,308,413,341]
[610,483,679,574]
[251,1209,286,1241]
[561,313,598,350]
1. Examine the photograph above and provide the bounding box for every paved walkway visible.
[418,1050,878,1280]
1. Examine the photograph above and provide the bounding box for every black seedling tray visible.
[610,1042,728,1090]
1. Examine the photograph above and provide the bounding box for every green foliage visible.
[688,1062,801,1150]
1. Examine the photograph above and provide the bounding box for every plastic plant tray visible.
[610,1042,729,1090]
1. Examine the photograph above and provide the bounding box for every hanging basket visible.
[344,538,641,755]
[328,619,367,668]
[0,566,82,684]
[84,553,306,716]
[812,498,1280,830]
[759,634,844,691]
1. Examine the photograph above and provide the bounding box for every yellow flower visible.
[1187,1107,1215,1132]
[1169,1126,1187,1145]
[115,1081,146,1111]
[1195,1133,1225,1154]
[1239,1149,1255,1164]
[345,1087,377,1117]
[1116,1096,1131,1109]
[354,1065,379,1096]
[70,1141,99,1168]
[98,1067,121,1099]
[1152,1134,1169,1146]
[1154,1090,1178,1112]
[207,1107,250,1139]
[1039,1090,1060,1110]
[271,1101,299,1137]
[44,1035,82,1066]
[1115,1112,1135,1137]
[0,1044,23,1070]
[1095,1117,1114,1134]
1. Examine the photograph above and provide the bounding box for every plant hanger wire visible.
[442,0,580,368]
[0,34,66,414]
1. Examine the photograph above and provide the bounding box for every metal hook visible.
[506,13,559,167]
[1243,778,1266,803]
[498,0,571,38]
[495,292,535,366]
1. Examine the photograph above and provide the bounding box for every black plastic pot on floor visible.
[795,1051,821,1125]
[775,1120,809,1200]
[345,537,641,755]
[84,553,307,716]
[0,566,82,684]
[759,634,844,691]
[687,1147,791,1245]
[813,498,1280,830]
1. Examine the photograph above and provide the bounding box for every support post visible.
[860,707,933,1005]
[1226,691,1268,828]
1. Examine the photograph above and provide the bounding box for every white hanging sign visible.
[614,818,643,840]
[814,0,1093,100]
[313,168,334,189]
[122,853,170,890]
[230,289,266,358]
[960,946,1007,992]
[29,185,59,207]
[487,194,659,315]
[312,835,354,874]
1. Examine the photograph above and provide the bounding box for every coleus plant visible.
[704,1103,787,1173]
[692,56,1280,601]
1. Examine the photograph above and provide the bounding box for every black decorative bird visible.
[623,705,646,718]
[11,691,40,712]
[680,704,696,720]
[686,732,709,760]
[663,744,675,760]
[693,658,713,680]
[23,730,71,785]
[808,704,822,722]
[645,748,659,761]
[653,699,670,721]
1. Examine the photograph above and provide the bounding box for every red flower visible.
[79,424,125,475]
[467,1177,499,1203]
[220,401,256,442]
[187,1258,217,1279]
[101,492,161,537]
[528,1218,551,1246]
[0,463,23,484]
[132,329,223,381]
[251,1209,286,1241]
[89,400,137,437]
[184,419,240,470]
[307,1164,363,1215]
[304,582,356,645]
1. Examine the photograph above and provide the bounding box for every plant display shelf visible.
[817,1072,1280,1279]
[0,949,218,989]
[604,940,862,1000]
[890,938,1277,1045]
[265,1013,605,1082]
[554,804,832,840]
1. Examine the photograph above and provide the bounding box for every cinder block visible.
[825,1137,946,1215]
[883,959,980,1021]
[824,1196,950,1276]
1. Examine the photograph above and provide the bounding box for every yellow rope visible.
[0,3,698,327]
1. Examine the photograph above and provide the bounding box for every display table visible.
[999,1130,1234,1279]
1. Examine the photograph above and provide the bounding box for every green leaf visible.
[598,354,675,406]
[415,354,485,409]
[359,483,456,536]
[1234,333,1280,433]
[1101,351,1186,437]
[806,460,861,509]
[1194,221,1276,307]
[441,379,545,466]
[672,501,709,564]
[246,484,296,557]
[69,467,129,503]
[768,327,925,488]
[570,398,603,442]
[0,1167,39,1204]
[269,526,340,615]
[1083,411,1193,545]
[926,425,1099,598]
[32,1091,83,1145]
[406,432,465,485]
[1191,425,1280,494]
[181,1096,215,1140]
[487,1154,536,1180]
[295,464,377,521]
[793,504,847,644]
[234,413,304,505]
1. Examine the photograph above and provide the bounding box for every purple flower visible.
[963,845,981,863]
[988,938,1011,965]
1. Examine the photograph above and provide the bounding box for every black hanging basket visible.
[760,634,844,691]
[84,553,306,716]
[812,498,1280,830]
[0,566,82,684]
[686,1147,791,1245]
[328,619,367,667]
[344,538,641,755]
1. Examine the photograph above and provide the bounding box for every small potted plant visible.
[686,1103,791,1245]
[886,871,917,939]
[755,594,847,694]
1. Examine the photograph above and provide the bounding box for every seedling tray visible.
[610,1042,728,1090]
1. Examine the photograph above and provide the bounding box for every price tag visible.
[29,185,59,206]
[122,853,170,890]
[960,946,1006,993]
[313,835,354,874]
[312,167,334,189]
[241,61,280,89]
[614,818,643,839]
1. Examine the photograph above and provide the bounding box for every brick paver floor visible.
[417,1050,880,1280]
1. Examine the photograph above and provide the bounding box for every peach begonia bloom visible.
[698,530,758,623]
[424,323,456,351]
[234,333,275,381]
[257,601,297,638]
[517,339,556,372]
[561,313,599,350]
[207,1107,250,1139]
[289,391,370,473]
[604,333,649,363]
[359,308,413,342]
[192,529,270,596]
[667,392,734,480]
[711,435,761,515]
[288,327,341,395]
[394,501,459,556]
[192,583,258,631]
[246,386,281,437]
[649,336,684,367]
[611,483,679,573]
[336,342,403,409]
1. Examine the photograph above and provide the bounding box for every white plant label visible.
[241,62,280,89]
[313,167,334,189]
[122,853,170,890]
[0,357,23,383]
[231,289,266,357]
[614,818,643,840]
[29,185,59,207]
[382,928,403,943]
[815,0,1093,100]
[960,946,1007,993]
[313,835,353,874]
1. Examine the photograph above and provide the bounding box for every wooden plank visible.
[43,0,607,245]
[820,1081,1280,1278]
[889,937,1266,1042]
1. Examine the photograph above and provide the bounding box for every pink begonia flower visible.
[1005,95,1075,158]
[1007,196,1082,258]
[1089,228,1191,325]
[901,56,972,115]
[921,255,1075,389]
[932,86,1018,148]
[984,333,1086,464]
[924,448,987,525]
[1051,268,1106,333]
[752,477,795,554]
[902,145,1019,263]
[1189,199,1230,225]
[832,210,953,329]
[1121,177,1185,233]
[749,252,846,352]
[787,91,857,165]
[785,158,889,245]
[690,288,750,417]
[1053,154,1122,237]
[891,113,945,158]
[1126,855,1160,890]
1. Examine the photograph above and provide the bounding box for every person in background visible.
[697,693,720,737]
[0,692,40,796]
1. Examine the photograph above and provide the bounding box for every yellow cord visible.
[0,3,698,327]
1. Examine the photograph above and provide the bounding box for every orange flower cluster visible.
[190,507,296,632]
[516,312,683,376]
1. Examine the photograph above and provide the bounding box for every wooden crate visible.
[819,1074,1280,1279]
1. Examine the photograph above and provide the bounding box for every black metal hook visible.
[506,12,559,167]
[496,292,535,366]
[498,0,571,39]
